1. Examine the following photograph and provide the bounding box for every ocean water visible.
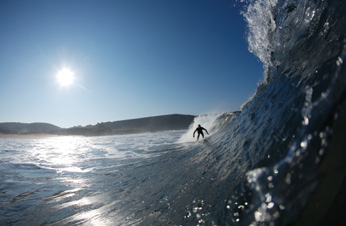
[0,131,192,225]
[1,0,345,225]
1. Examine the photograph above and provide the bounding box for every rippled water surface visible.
[0,131,191,225]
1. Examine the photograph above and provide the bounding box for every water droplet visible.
[319,148,325,156]
[238,205,245,210]
[336,57,343,66]
[300,140,308,149]
[319,131,326,138]
[185,211,191,218]
[267,202,275,209]
[265,193,272,202]
[302,116,309,125]
[279,204,285,210]
[295,150,301,156]
[254,211,263,221]
[321,139,328,146]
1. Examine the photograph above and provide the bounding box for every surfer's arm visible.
[204,128,209,134]
[193,130,196,137]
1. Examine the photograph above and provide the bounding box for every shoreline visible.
[0,133,60,138]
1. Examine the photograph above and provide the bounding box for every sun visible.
[56,68,75,87]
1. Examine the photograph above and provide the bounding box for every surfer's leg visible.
[201,132,204,139]
[197,134,200,141]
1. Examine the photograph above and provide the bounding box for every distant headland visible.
[0,114,195,137]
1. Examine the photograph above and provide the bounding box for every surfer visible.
[193,124,209,141]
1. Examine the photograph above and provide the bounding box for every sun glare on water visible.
[56,68,75,87]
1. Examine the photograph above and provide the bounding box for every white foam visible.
[177,114,222,143]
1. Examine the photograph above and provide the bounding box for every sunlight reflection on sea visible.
[0,131,185,225]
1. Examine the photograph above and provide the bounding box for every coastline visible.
[0,133,60,138]
[0,114,196,137]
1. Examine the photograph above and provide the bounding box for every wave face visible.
[204,0,346,225]
[180,0,346,225]
[0,1,345,226]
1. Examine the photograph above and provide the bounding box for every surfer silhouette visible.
[193,124,209,141]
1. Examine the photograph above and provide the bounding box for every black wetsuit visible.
[193,126,209,140]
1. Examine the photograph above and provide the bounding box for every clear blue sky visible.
[0,0,263,128]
